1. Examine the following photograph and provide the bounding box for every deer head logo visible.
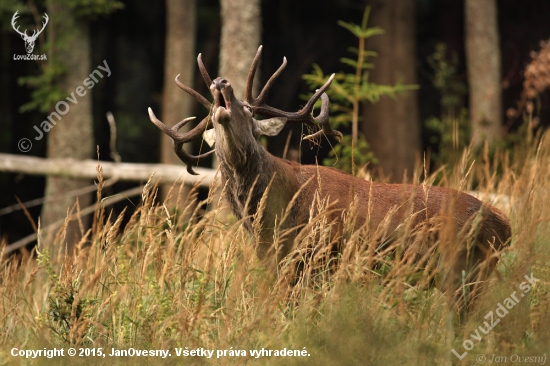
[11,11,49,54]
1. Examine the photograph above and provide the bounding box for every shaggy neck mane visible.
[217,136,276,226]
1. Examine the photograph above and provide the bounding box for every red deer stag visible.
[148,46,511,318]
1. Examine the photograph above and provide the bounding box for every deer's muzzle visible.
[211,78,233,124]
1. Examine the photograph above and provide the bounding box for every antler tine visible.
[245,46,287,105]
[303,93,343,142]
[148,108,215,175]
[197,53,213,88]
[11,11,26,37]
[35,13,48,36]
[245,45,263,102]
[253,57,287,105]
[293,73,335,119]
[175,74,211,110]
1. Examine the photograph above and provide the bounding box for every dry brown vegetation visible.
[1,131,550,365]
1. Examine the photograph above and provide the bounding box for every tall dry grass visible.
[1,132,550,365]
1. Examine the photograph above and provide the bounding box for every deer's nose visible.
[214,78,228,91]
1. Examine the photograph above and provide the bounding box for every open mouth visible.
[213,91,232,124]
[216,91,230,111]
[211,78,233,123]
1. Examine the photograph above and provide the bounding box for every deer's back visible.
[282,160,511,250]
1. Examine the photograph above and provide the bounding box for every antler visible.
[245,46,343,142]
[148,108,214,175]
[11,11,27,38]
[148,67,215,175]
[11,11,48,40]
[33,13,49,39]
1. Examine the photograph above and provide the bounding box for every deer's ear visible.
[203,128,216,147]
[254,117,287,137]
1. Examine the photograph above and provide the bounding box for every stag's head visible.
[203,75,287,167]
[148,46,342,174]
[11,11,48,54]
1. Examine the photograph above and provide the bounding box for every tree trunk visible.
[219,0,261,99]
[41,2,93,253]
[160,0,197,206]
[212,0,262,211]
[362,0,421,182]
[465,0,502,148]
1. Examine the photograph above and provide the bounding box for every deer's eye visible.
[244,105,253,114]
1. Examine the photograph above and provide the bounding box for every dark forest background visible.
[1,0,550,250]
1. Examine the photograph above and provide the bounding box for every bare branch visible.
[0,153,216,186]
